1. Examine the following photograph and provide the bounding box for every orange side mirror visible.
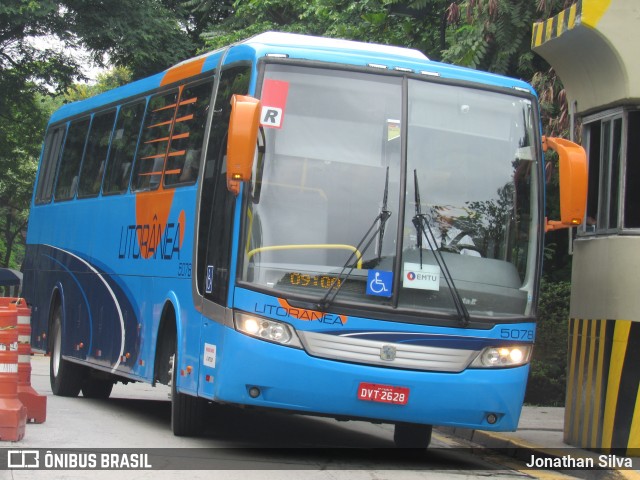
[227,95,261,195]
[543,136,588,232]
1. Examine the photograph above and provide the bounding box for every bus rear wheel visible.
[50,305,83,397]
[393,423,433,449]
[170,346,205,436]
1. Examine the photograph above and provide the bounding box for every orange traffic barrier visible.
[0,304,26,441]
[0,298,14,309]
[15,300,46,423]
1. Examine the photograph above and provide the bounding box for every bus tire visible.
[50,305,83,397]
[170,346,205,436]
[393,423,432,449]
[81,377,114,399]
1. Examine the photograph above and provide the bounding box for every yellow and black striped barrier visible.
[531,0,612,49]
[565,318,640,454]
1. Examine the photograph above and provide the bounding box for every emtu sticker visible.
[260,79,289,129]
[403,262,440,291]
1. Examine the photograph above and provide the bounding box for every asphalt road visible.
[0,355,570,480]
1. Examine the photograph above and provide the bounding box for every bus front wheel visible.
[393,423,433,449]
[50,305,83,397]
[170,344,205,436]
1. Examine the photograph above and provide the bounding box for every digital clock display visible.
[288,272,342,289]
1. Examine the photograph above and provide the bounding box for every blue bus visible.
[23,32,587,447]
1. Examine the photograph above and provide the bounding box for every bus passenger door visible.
[195,65,251,399]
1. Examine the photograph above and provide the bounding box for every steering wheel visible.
[442,230,483,256]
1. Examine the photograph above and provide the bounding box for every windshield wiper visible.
[376,166,390,261]
[412,169,470,327]
[316,169,392,311]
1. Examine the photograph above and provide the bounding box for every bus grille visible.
[297,331,478,373]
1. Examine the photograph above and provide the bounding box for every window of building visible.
[624,111,640,228]
[582,108,640,234]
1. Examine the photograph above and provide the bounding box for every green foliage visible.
[441,0,539,77]
[166,0,233,45]
[61,0,197,79]
[0,1,198,268]
[202,0,438,54]
[525,280,571,406]
[441,0,576,78]
[0,91,53,268]
[64,67,133,102]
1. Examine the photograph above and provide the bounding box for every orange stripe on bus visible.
[145,136,170,144]
[145,132,190,145]
[174,114,194,123]
[160,58,206,87]
[140,153,166,160]
[138,171,163,177]
[178,97,198,106]
[147,119,172,129]
[153,103,178,113]
[168,150,186,157]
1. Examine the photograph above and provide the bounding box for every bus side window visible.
[35,126,66,205]
[77,109,117,198]
[197,66,251,303]
[164,78,215,187]
[103,100,146,195]
[132,90,179,192]
[54,117,91,202]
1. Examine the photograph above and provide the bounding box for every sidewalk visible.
[439,407,640,480]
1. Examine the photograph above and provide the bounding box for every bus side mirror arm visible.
[542,136,588,233]
[227,95,262,195]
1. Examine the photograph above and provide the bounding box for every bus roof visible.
[49,32,535,125]
[243,31,429,62]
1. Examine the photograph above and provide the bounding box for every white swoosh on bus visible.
[44,245,125,372]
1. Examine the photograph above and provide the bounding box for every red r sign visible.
[260,79,289,129]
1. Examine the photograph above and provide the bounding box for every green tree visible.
[64,66,133,102]
[166,0,234,45]
[202,0,425,51]
[0,1,199,268]
[440,0,575,78]
[61,0,197,80]
[1,1,196,97]
[0,92,54,268]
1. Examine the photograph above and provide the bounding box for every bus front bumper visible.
[206,327,529,431]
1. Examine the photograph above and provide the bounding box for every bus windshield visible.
[240,64,540,321]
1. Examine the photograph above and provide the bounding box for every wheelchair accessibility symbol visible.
[206,265,214,293]
[366,270,393,298]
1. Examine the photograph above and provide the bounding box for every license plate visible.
[357,382,409,405]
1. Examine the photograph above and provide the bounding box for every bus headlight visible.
[470,345,532,368]
[234,312,303,349]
